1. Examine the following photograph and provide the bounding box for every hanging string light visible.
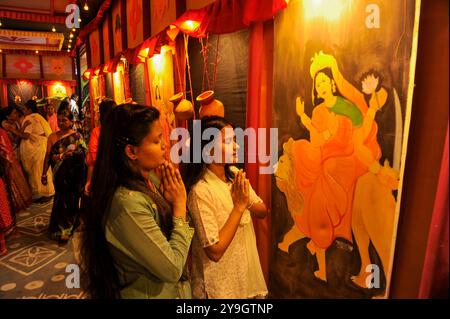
[52,26,56,32]
[84,1,89,11]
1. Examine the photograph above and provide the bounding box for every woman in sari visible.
[1,107,22,161]
[42,107,87,242]
[0,125,32,215]
[6,102,54,202]
[0,163,14,256]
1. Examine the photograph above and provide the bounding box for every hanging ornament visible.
[196,34,222,118]
[196,90,224,118]
[169,92,194,120]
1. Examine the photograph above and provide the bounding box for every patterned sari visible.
[0,128,32,214]
[0,170,13,255]
[48,132,87,241]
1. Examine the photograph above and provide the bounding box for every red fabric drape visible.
[419,123,449,298]
[174,0,286,37]
[245,21,274,284]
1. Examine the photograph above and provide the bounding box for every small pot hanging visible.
[169,92,194,120]
[196,90,224,119]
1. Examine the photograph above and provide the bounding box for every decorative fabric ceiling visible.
[0,29,64,51]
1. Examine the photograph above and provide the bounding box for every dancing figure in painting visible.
[276,51,398,284]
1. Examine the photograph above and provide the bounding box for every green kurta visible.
[105,182,194,299]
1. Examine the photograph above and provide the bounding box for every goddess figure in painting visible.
[276,51,399,286]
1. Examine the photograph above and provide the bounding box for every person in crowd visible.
[183,116,268,299]
[41,107,87,242]
[69,94,80,123]
[0,118,32,215]
[81,104,193,299]
[6,101,54,202]
[0,163,14,256]
[1,106,23,160]
[84,99,116,196]
[45,100,59,133]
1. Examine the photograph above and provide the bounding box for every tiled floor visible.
[0,200,85,299]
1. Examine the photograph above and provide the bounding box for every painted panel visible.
[271,0,420,298]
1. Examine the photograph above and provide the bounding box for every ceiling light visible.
[52,26,56,32]
[69,39,72,43]
[70,33,74,38]
[78,18,82,23]
[72,28,76,32]
[84,2,89,11]
[35,50,39,54]
[68,44,71,48]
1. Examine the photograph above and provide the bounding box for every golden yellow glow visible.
[70,33,74,38]
[180,20,200,32]
[302,0,350,22]
[52,82,67,95]
[151,53,164,74]
[138,47,149,60]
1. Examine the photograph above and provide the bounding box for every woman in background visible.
[42,107,86,242]
[45,100,59,133]
[0,163,14,256]
[6,101,54,202]
[0,122,32,215]
[184,116,268,299]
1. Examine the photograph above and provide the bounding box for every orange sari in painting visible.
[292,97,380,250]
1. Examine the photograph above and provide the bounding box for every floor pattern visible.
[0,200,85,299]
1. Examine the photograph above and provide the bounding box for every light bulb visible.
[52,26,56,32]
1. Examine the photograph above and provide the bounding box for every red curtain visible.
[419,123,449,298]
[174,0,286,37]
[245,20,274,284]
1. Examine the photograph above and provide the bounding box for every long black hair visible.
[81,103,172,299]
[24,99,38,114]
[98,99,117,125]
[181,116,235,195]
